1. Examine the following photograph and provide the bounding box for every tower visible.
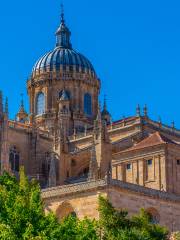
[92,104,112,179]
[0,97,10,173]
[27,5,100,134]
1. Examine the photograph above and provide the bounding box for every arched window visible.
[9,146,20,172]
[84,93,92,116]
[36,92,45,115]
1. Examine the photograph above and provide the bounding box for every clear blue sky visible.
[0,0,180,127]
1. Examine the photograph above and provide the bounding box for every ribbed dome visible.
[33,47,96,76]
[32,8,96,77]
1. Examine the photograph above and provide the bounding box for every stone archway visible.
[56,201,76,220]
[146,207,160,224]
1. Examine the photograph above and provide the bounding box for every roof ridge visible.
[120,131,167,153]
[154,131,166,143]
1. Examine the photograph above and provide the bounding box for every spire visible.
[48,153,57,187]
[0,90,3,113]
[55,4,72,48]
[5,97,8,115]
[101,95,111,124]
[103,95,107,111]
[19,93,25,112]
[143,104,148,117]
[136,104,141,117]
[96,102,101,125]
[16,93,28,123]
[158,116,162,127]
[88,143,98,181]
[60,3,65,24]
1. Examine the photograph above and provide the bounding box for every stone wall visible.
[42,180,107,219]
[109,180,180,232]
[42,179,180,231]
[112,145,166,191]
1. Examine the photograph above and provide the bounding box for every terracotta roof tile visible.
[122,132,175,152]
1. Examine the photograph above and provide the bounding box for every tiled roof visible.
[122,132,176,152]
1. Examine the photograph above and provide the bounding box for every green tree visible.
[0,168,98,240]
[173,232,180,240]
[98,195,168,240]
[0,169,169,240]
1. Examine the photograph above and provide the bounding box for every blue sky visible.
[0,0,180,127]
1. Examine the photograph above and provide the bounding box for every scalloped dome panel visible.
[32,47,96,76]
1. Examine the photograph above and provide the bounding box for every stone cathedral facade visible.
[0,7,180,232]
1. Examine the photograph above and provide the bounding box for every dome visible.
[33,47,96,76]
[32,8,96,77]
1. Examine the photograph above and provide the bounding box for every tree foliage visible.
[98,195,168,240]
[172,232,180,240]
[0,169,169,239]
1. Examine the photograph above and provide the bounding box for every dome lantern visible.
[55,4,72,49]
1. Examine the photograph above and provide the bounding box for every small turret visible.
[136,104,141,117]
[0,96,9,173]
[4,97,8,117]
[48,153,57,187]
[16,94,28,123]
[0,91,3,116]
[55,4,72,49]
[92,103,112,180]
[88,143,98,181]
[101,96,111,124]
[143,104,148,118]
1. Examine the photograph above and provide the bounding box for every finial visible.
[60,3,65,24]
[136,104,141,117]
[0,91,2,103]
[143,104,148,117]
[97,101,101,120]
[5,97,8,115]
[103,94,107,110]
[84,125,87,136]
[158,116,162,126]
[0,91,3,113]
[20,93,24,108]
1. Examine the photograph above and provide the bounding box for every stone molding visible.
[110,179,180,203]
[41,178,180,203]
[41,179,107,199]
[112,149,165,163]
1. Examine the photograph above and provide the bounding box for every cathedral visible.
[0,6,180,232]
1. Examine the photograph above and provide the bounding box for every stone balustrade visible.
[42,177,180,204]
[41,179,107,199]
